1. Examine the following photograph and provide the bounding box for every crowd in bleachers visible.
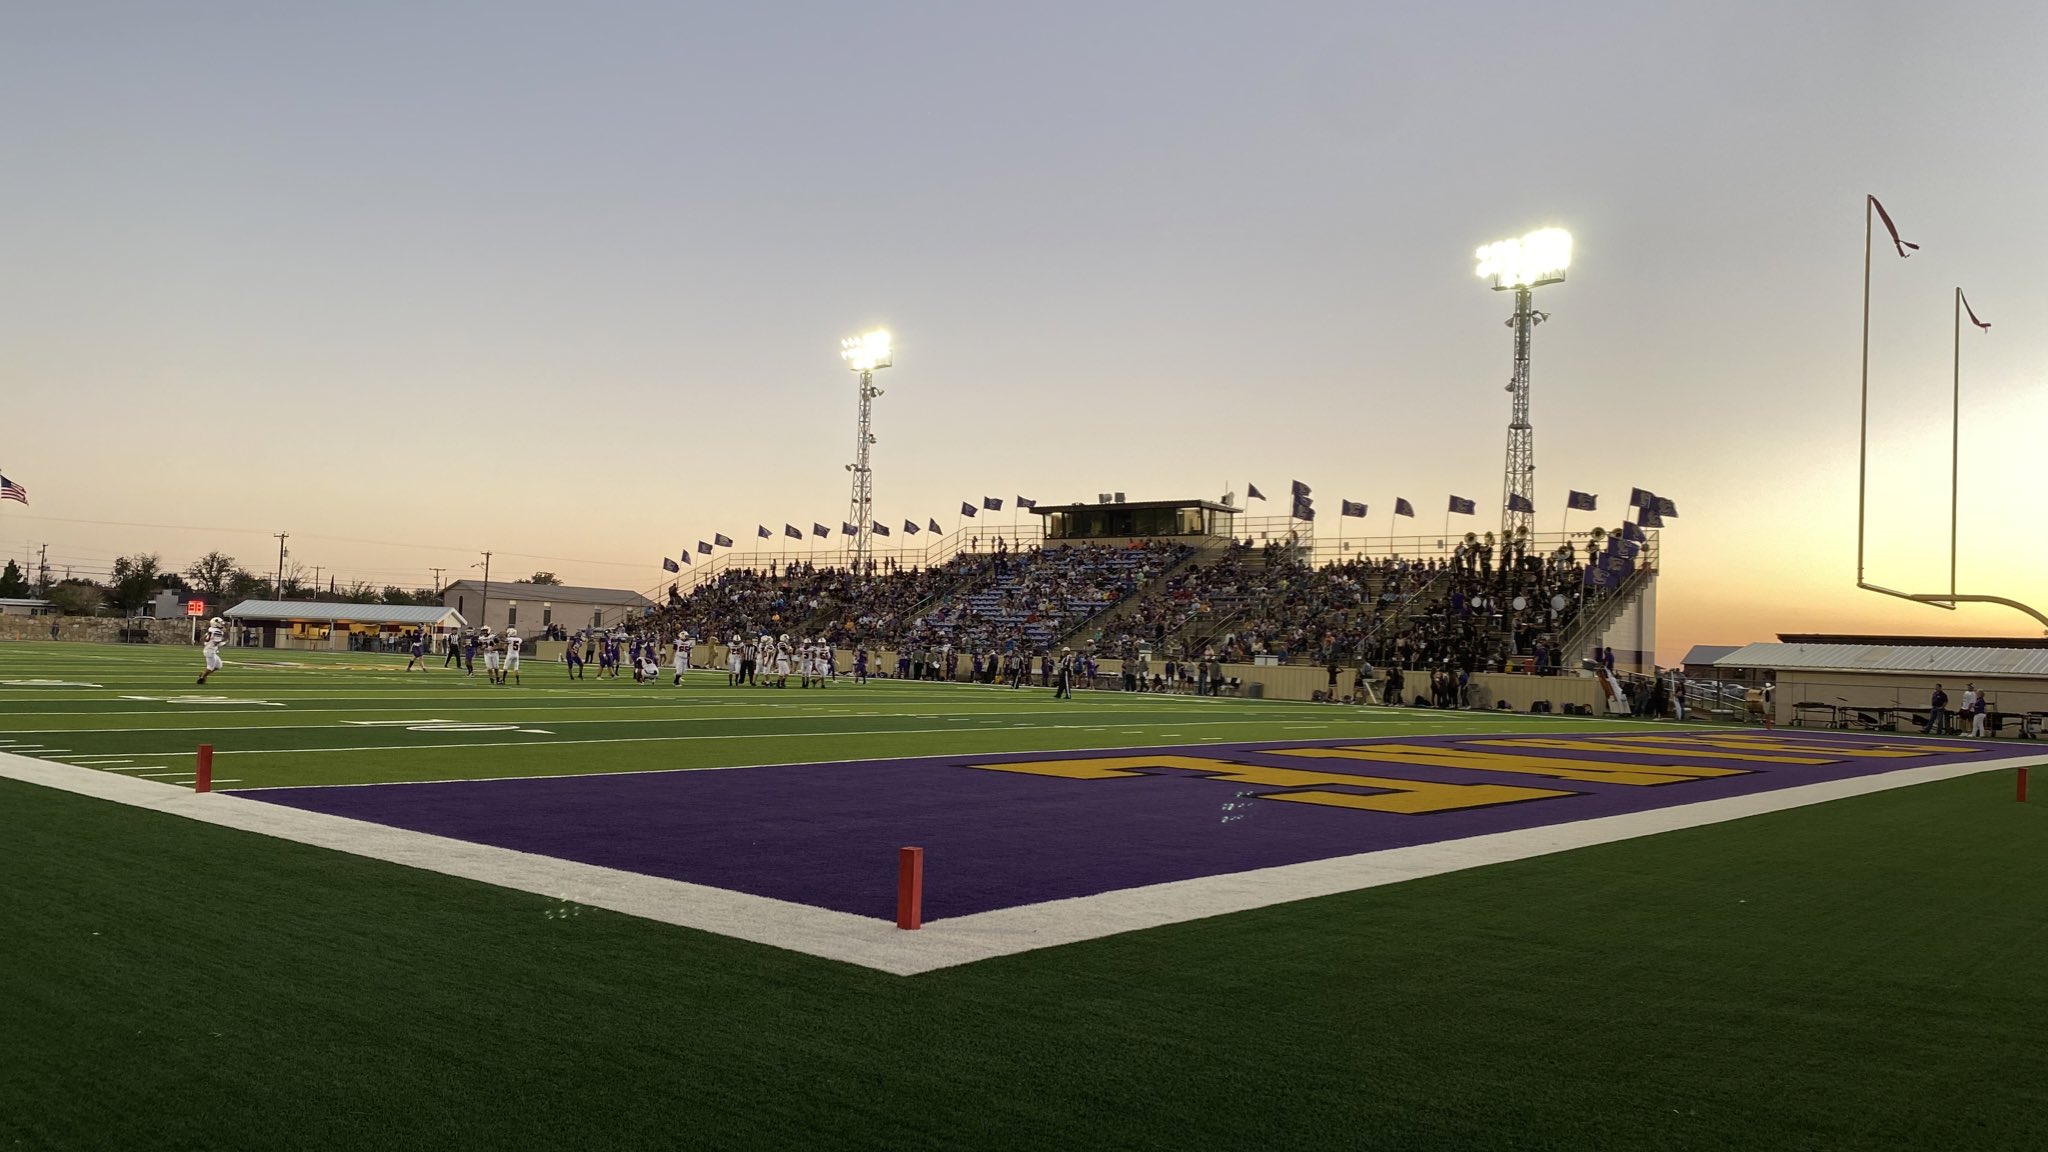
[614,527,1643,701]
[1077,530,1636,683]
[644,539,1191,660]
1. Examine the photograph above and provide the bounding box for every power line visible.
[0,512,652,570]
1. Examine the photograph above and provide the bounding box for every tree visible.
[226,569,271,602]
[45,580,104,616]
[523,572,563,586]
[342,581,380,604]
[108,554,165,614]
[0,560,28,599]
[186,551,238,599]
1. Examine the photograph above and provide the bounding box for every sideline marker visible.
[195,745,213,793]
[2019,766,2029,804]
[897,846,924,930]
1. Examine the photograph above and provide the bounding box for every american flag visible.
[0,476,25,505]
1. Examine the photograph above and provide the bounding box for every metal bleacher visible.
[923,545,1191,651]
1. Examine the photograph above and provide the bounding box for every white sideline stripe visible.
[2,745,2040,977]
[108,716,1568,761]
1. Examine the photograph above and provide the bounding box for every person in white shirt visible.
[503,628,522,685]
[197,616,226,685]
[673,630,692,685]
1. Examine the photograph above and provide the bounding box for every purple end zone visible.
[240,731,2007,922]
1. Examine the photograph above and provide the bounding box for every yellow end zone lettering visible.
[1467,737,1839,765]
[1266,743,1750,787]
[970,755,1570,814]
[1594,733,1982,758]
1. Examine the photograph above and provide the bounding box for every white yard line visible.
[3,743,2035,977]
[0,698,1394,733]
[120,717,1648,765]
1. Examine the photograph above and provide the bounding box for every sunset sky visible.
[3,2,2045,663]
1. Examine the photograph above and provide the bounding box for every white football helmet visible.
[507,628,518,637]
[210,616,223,626]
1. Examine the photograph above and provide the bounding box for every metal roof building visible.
[224,600,466,628]
[438,580,654,634]
[1710,637,2048,732]
[1711,642,2048,679]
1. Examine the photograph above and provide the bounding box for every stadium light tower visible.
[1475,227,1571,538]
[840,328,891,576]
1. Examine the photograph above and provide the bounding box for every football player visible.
[196,616,226,685]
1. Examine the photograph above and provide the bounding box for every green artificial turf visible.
[0,642,1633,788]
[6,763,2048,1150]
[9,640,2048,1149]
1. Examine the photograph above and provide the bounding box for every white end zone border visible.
[2,743,2039,977]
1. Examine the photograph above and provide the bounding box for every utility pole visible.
[36,543,49,592]
[311,565,322,593]
[430,567,446,594]
[476,551,492,630]
[274,532,289,600]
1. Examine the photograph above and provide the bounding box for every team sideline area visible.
[7,642,2048,1149]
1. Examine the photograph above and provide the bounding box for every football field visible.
[7,641,2048,1149]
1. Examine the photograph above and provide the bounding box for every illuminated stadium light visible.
[841,328,892,577]
[1476,225,1571,539]
[1474,228,1572,290]
[841,329,893,373]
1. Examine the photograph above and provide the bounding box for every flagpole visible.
[1951,285,1960,602]
[1857,195,1872,587]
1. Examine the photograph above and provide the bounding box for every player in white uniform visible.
[503,628,522,685]
[673,630,692,685]
[773,634,792,687]
[726,635,743,686]
[481,626,500,683]
[197,616,226,684]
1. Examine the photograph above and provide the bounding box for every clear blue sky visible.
[3,1,2046,659]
